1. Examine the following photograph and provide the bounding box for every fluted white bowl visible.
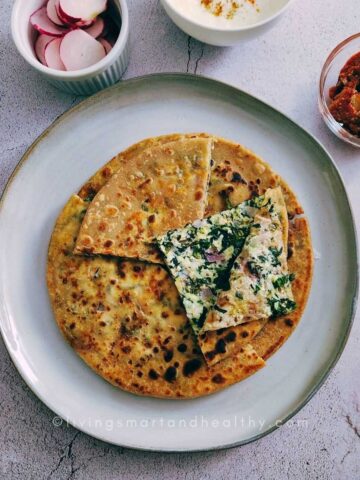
[11,0,130,95]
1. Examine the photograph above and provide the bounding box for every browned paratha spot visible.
[195,190,203,201]
[153,346,159,353]
[205,351,216,362]
[215,338,226,354]
[212,374,226,384]
[148,214,156,223]
[231,172,247,184]
[121,346,131,354]
[105,205,119,217]
[148,369,159,380]
[163,336,172,345]
[101,166,113,178]
[104,239,113,248]
[177,343,187,353]
[164,366,177,383]
[98,221,107,232]
[80,235,93,247]
[284,318,294,327]
[241,331,249,338]
[183,358,202,377]
[161,311,169,319]
[164,350,173,362]
[224,331,236,342]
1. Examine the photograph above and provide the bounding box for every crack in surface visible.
[345,415,360,440]
[341,450,351,464]
[186,36,192,73]
[194,44,205,74]
[47,431,80,480]
[186,36,205,74]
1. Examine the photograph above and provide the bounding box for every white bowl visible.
[11,0,130,95]
[160,0,293,47]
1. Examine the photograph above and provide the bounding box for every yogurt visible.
[167,0,289,29]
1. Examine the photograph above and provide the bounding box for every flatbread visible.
[252,217,313,359]
[202,187,295,332]
[156,187,288,336]
[47,133,313,396]
[77,133,303,219]
[47,195,265,399]
[74,138,213,262]
[156,197,256,336]
[75,134,309,367]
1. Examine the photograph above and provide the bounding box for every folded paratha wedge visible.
[74,138,213,263]
[202,187,295,332]
[156,188,286,337]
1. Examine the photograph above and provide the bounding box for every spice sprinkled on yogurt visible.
[167,0,288,28]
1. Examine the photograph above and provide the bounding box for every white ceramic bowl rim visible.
[11,0,129,79]
[161,0,294,32]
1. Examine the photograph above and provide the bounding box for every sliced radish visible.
[30,6,67,37]
[47,0,66,26]
[60,30,106,71]
[85,17,105,39]
[55,2,93,27]
[99,38,112,55]
[74,19,94,28]
[35,34,54,65]
[59,0,107,23]
[45,38,66,70]
[56,0,71,24]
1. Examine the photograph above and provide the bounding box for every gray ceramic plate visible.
[0,74,357,452]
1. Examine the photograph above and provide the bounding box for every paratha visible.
[47,195,265,398]
[75,133,310,367]
[202,187,295,332]
[157,187,290,337]
[47,133,313,397]
[74,138,213,262]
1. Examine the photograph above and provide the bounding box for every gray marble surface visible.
[1,0,360,478]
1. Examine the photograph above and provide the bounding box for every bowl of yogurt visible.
[160,0,293,46]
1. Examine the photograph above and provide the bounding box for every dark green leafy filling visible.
[267,297,296,317]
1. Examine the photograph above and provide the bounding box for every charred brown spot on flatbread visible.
[199,320,267,366]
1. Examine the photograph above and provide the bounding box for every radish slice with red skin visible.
[56,1,71,24]
[85,17,105,39]
[74,18,95,28]
[47,0,66,27]
[60,30,106,71]
[99,38,112,55]
[35,34,54,65]
[44,38,66,70]
[30,6,68,37]
[56,2,94,28]
[59,0,107,23]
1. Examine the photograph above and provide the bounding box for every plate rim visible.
[0,72,358,453]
